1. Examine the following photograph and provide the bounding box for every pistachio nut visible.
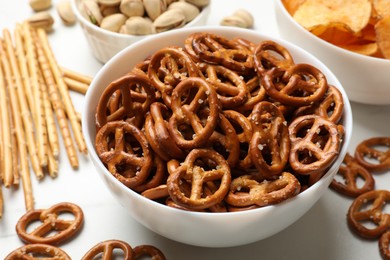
[29,0,52,11]
[168,1,199,23]
[123,16,155,35]
[143,0,167,21]
[79,0,103,26]
[232,9,254,28]
[120,0,145,17]
[97,0,121,7]
[101,13,127,32]
[56,0,76,25]
[26,11,54,31]
[166,0,177,4]
[220,15,248,28]
[153,8,185,33]
[184,0,209,8]
[100,4,120,16]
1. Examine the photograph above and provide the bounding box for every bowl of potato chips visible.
[275,0,390,105]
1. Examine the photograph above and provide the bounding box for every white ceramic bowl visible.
[82,26,353,248]
[71,0,210,63]
[274,0,390,105]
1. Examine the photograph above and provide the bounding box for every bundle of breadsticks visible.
[0,21,92,217]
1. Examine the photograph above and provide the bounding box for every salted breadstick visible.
[0,48,13,187]
[34,31,79,169]
[15,24,35,119]
[22,23,48,169]
[46,146,58,178]
[38,67,60,158]
[61,66,92,85]
[63,76,89,94]
[0,185,3,218]
[0,39,35,211]
[37,28,87,155]
[5,27,44,180]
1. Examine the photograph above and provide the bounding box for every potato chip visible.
[293,0,372,33]
[340,42,379,56]
[375,15,390,58]
[311,23,359,46]
[281,0,307,15]
[371,0,390,19]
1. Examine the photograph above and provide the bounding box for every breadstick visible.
[14,24,35,119]
[0,49,13,187]
[34,31,79,168]
[37,28,87,155]
[22,23,48,169]
[11,117,20,186]
[5,27,44,180]
[63,76,89,94]
[0,185,3,218]
[61,66,92,85]
[38,67,60,158]
[46,145,58,178]
[0,39,35,210]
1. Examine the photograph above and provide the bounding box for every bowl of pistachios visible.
[71,0,211,63]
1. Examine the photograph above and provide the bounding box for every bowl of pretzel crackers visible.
[82,26,353,247]
[275,0,390,105]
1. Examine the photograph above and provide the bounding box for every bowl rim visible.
[71,0,211,40]
[274,0,390,64]
[82,26,353,217]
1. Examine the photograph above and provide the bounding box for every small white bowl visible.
[274,0,390,105]
[82,26,352,248]
[71,0,210,63]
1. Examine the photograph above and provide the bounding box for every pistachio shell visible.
[100,4,120,16]
[124,16,155,35]
[56,0,76,25]
[233,9,254,28]
[26,11,54,31]
[220,15,248,28]
[153,8,185,33]
[97,0,121,6]
[184,0,209,8]
[120,0,145,17]
[29,0,52,11]
[79,0,103,26]
[101,13,127,32]
[168,1,199,23]
[143,0,167,21]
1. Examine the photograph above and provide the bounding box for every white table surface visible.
[1,1,390,259]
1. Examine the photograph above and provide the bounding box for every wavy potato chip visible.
[375,15,390,58]
[285,0,390,59]
[371,0,390,19]
[282,0,306,15]
[293,0,372,33]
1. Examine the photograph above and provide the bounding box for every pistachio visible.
[120,0,144,17]
[153,8,185,33]
[101,13,127,32]
[123,16,155,35]
[184,0,209,8]
[26,11,54,31]
[29,0,52,11]
[97,0,121,7]
[168,1,199,23]
[100,4,120,16]
[56,0,76,25]
[220,15,248,28]
[232,9,254,28]
[79,0,103,26]
[143,0,167,21]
